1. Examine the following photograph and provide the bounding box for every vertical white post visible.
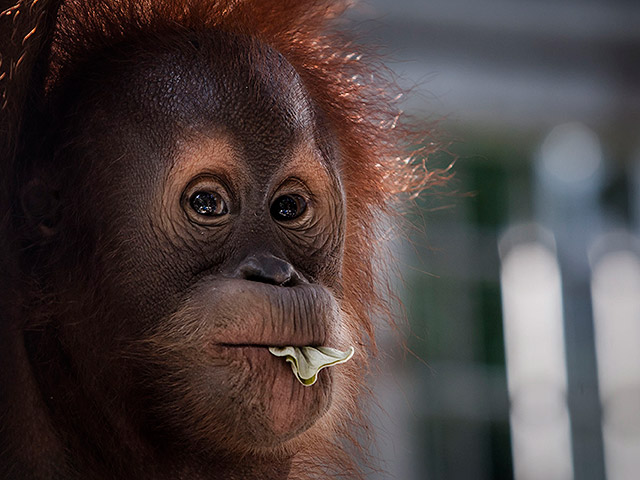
[499,225,573,480]
[534,122,606,479]
[591,233,640,480]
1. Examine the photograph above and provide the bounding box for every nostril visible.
[280,275,297,288]
[235,255,300,286]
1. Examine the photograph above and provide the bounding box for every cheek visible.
[93,216,230,325]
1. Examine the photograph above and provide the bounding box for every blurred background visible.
[348,1,640,479]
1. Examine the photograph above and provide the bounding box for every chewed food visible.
[268,346,355,386]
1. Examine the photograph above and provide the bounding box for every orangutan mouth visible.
[268,345,355,386]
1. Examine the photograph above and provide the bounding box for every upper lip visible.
[189,278,337,347]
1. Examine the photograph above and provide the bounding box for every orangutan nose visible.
[235,254,302,287]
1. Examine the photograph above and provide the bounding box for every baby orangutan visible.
[0,1,441,478]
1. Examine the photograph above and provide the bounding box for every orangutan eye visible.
[182,175,233,227]
[271,194,307,221]
[189,191,228,217]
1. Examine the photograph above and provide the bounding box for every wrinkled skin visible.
[19,31,353,479]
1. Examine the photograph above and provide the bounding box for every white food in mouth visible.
[268,346,355,386]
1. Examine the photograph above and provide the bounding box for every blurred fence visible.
[499,123,640,480]
[373,122,640,480]
[352,1,640,477]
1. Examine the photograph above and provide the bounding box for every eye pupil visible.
[189,191,227,217]
[271,195,306,221]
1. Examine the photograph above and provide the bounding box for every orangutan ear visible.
[20,178,61,238]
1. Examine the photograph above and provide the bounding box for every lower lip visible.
[210,345,313,388]
[207,345,332,438]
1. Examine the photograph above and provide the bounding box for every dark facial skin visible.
[25,32,352,479]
